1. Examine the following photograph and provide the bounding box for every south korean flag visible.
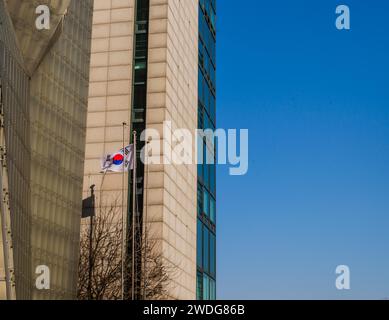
[101,144,134,173]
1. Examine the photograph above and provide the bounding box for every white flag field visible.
[100,144,134,173]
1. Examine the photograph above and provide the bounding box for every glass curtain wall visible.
[197,0,217,301]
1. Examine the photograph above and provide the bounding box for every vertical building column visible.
[144,0,198,299]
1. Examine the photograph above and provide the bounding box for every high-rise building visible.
[0,0,93,300]
[84,0,216,300]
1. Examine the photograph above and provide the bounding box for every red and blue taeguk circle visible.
[112,153,124,165]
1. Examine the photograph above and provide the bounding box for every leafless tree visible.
[77,201,176,300]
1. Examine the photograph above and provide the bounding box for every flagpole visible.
[143,138,150,300]
[86,166,107,301]
[87,185,95,300]
[121,122,127,300]
[132,131,137,300]
[87,154,107,300]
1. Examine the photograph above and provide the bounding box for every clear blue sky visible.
[216,0,389,299]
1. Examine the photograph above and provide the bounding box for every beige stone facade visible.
[145,0,198,300]
[84,0,198,299]
[84,0,135,216]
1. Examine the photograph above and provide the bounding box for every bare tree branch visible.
[77,200,176,300]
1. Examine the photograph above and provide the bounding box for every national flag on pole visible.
[101,144,134,173]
